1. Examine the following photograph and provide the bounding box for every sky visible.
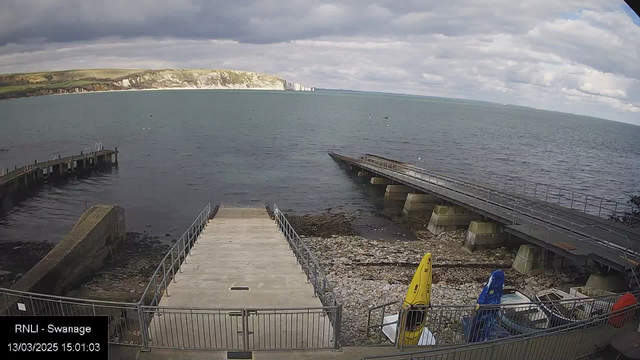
[1,1,639,125]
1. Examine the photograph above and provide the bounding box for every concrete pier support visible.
[370,177,393,185]
[584,273,627,293]
[357,171,371,178]
[512,244,546,275]
[384,185,413,201]
[427,205,482,234]
[463,221,508,252]
[402,194,440,218]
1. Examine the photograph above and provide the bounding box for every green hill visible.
[0,69,286,99]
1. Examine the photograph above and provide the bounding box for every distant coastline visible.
[0,68,314,100]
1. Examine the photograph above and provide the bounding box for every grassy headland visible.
[0,69,285,99]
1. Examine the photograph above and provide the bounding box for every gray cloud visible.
[0,0,616,45]
[0,1,639,124]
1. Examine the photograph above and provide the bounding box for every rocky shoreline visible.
[0,241,55,288]
[67,232,170,302]
[0,232,170,302]
[292,212,594,346]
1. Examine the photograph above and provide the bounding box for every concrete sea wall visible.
[11,204,126,295]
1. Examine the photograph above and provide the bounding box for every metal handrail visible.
[0,286,138,306]
[272,203,339,307]
[139,203,212,306]
[364,302,640,359]
[357,155,640,264]
[0,149,114,184]
[405,156,639,220]
[272,203,343,350]
[363,155,639,224]
[366,290,637,342]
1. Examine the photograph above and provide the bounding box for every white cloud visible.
[0,1,638,125]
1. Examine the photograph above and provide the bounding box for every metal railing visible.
[272,203,340,309]
[364,302,640,360]
[140,203,212,307]
[366,291,637,349]
[140,305,340,350]
[272,203,342,349]
[406,156,639,223]
[0,149,115,184]
[357,155,640,271]
[0,202,344,352]
[366,155,639,225]
[1,287,142,346]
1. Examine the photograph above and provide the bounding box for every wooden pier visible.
[0,148,118,210]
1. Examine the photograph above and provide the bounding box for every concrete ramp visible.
[147,206,334,350]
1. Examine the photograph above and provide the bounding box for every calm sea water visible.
[1,90,639,243]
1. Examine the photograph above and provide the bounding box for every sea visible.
[1,90,639,244]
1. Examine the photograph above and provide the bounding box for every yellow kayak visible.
[401,253,432,346]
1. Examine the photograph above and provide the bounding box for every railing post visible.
[598,198,603,217]
[545,184,549,202]
[163,261,169,297]
[570,192,574,209]
[584,195,588,213]
[242,309,250,351]
[333,305,342,351]
[396,307,406,350]
[180,237,186,266]
[138,301,150,351]
[171,250,176,282]
[153,274,158,305]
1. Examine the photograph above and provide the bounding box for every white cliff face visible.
[0,68,309,100]
[113,69,286,90]
[284,80,314,91]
